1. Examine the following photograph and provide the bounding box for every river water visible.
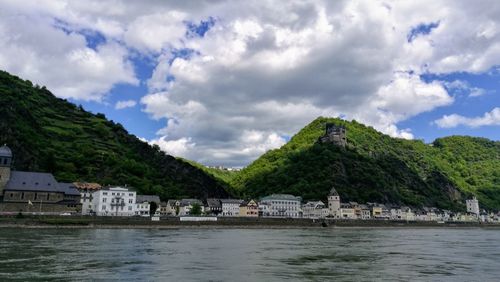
[0,227,499,281]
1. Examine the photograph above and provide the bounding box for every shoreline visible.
[1,216,499,229]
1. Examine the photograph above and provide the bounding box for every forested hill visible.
[231,117,500,210]
[0,70,230,200]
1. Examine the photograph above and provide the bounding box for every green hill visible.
[0,70,230,200]
[231,117,500,210]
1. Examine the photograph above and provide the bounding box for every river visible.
[0,227,499,281]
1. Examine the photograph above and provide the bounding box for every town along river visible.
[0,227,499,281]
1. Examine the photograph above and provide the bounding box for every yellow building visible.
[239,200,258,217]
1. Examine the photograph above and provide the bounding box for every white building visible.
[466,196,480,216]
[340,203,356,219]
[328,187,341,218]
[259,194,302,218]
[302,201,327,218]
[92,186,136,216]
[74,182,101,215]
[221,199,244,216]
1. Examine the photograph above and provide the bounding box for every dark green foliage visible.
[232,117,500,210]
[0,70,230,201]
[190,203,202,215]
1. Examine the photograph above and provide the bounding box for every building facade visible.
[328,187,341,218]
[74,182,102,215]
[239,200,259,217]
[302,201,326,218]
[466,197,480,216]
[259,194,302,218]
[92,187,136,216]
[221,199,244,216]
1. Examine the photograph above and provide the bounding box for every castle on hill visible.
[319,123,347,147]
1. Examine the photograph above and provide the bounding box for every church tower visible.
[0,145,12,198]
[328,187,341,218]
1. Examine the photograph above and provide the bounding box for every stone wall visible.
[0,202,81,213]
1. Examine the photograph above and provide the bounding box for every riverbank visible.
[1,215,499,229]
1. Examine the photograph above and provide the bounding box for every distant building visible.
[327,187,341,218]
[205,198,222,215]
[221,199,244,216]
[178,199,204,216]
[319,123,347,147]
[74,182,102,215]
[135,195,160,216]
[92,186,136,216]
[340,203,356,219]
[259,194,302,218]
[302,201,327,218]
[165,199,180,215]
[0,145,81,214]
[466,196,480,216]
[239,200,259,217]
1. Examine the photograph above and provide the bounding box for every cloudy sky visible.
[1,0,499,167]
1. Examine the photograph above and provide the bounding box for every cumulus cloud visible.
[115,100,137,110]
[434,108,500,128]
[2,0,500,166]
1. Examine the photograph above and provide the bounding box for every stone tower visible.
[319,123,347,147]
[328,187,341,218]
[0,145,12,198]
[466,196,479,216]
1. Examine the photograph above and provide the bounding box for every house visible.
[178,199,204,216]
[302,201,326,218]
[205,198,222,215]
[239,200,258,217]
[221,199,244,216]
[401,206,415,221]
[92,186,136,216]
[340,203,356,219]
[0,145,82,214]
[135,195,161,216]
[370,204,383,219]
[165,199,180,215]
[359,204,371,220]
[327,187,341,218]
[159,202,168,215]
[259,194,302,218]
[390,206,403,220]
[74,182,102,215]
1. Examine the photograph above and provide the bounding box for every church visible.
[0,145,81,214]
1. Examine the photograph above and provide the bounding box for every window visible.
[47,193,50,200]
[103,198,107,203]
[129,193,133,196]
[34,193,37,200]
[129,199,133,204]
[21,192,24,199]
[112,193,115,196]
[103,192,108,195]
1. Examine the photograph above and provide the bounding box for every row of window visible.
[102,192,134,196]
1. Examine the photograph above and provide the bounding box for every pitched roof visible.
[329,187,339,196]
[206,198,221,208]
[220,199,244,204]
[260,194,302,201]
[58,182,81,196]
[180,199,203,207]
[73,182,102,190]
[136,195,161,204]
[5,171,60,192]
[0,145,12,158]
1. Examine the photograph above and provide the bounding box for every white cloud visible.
[0,3,138,101]
[434,108,500,128]
[2,0,499,166]
[115,100,137,110]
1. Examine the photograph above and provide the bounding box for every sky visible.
[0,0,499,167]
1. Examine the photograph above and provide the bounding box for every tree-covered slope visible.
[0,70,230,200]
[231,117,500,210]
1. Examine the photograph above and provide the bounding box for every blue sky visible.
[0,1,499,166]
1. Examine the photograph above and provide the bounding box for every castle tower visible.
[328,187,341,218]
[466,196,479,216]
[320,123,347,147]
[0,145,12,198]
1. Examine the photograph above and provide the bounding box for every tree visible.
[150,202,158,215]
[190,203,202,216]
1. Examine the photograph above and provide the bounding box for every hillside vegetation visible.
[231,118,500,210]
[0,70,230,200]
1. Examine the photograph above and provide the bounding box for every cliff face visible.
[231,118,499,210]
[0,70,230,200]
